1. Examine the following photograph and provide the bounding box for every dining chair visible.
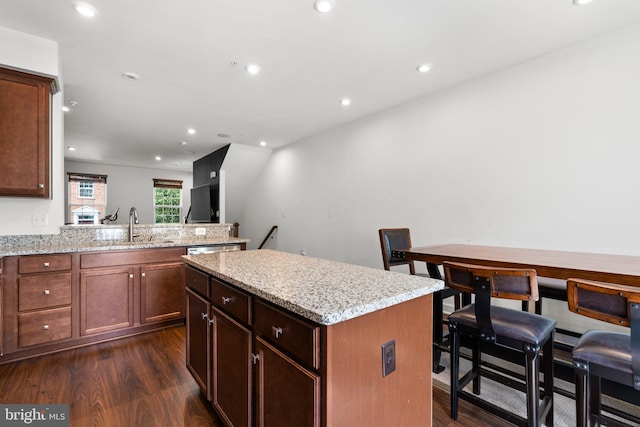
[567,278,640,427]
[444,261,555,427]
[378,228,461,373]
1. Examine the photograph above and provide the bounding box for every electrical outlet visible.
[382,339,396,377]
[195,227,206,236]
[32,213,48,226]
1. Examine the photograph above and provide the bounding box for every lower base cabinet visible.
[212,308,252,427]
[186,288,210,398]
[80,267,134,336]
[254,336,320,427]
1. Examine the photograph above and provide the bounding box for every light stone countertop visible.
[182,249,444,325]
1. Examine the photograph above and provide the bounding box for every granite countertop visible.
[182,249,443,325]
[0,237,250,257]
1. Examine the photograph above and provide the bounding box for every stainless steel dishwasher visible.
[186,244,243,255]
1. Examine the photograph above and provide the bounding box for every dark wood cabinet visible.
[212,307,252,427]
[1,247,187,363]
[141,262,185,324]
[80,266,134,335]
[186,288,211,398]
[254,336,320,427]
[0,67,56,198]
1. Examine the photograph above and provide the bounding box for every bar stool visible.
[567,278,640,427]
[378,228,461,372]
[444,261,555,427]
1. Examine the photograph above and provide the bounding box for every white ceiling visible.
[1,0,640,172]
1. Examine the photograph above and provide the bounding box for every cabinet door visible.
[80,267,134,336]
[186,289,210,399]
[254,336,320,427]
[0,67,53,198]
[141,262,185,324]
[212,307,252,427]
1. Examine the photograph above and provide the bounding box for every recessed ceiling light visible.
[340,98,351,107]
[314,0,335,13]
[62,106,70,112]
[74,2,97,17]
[179,141,188,146]
[573,0,593,4]
[122,72,140,81]
[417,64,431,73]
[187,128,196,135]
[259,141,267,147]
[155,156,162,161]
[67,146,76,151]
[183,150,196,155]
[69,100,78,106]
[246,64,261,75]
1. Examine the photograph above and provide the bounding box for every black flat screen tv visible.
[190,184,212,223]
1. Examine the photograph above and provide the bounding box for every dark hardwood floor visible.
[0,326,509,426]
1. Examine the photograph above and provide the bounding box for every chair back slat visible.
[443,262,539,301]
[567,279,640,327]
[378,228,415,273]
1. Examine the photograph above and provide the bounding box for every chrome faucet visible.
[129,206,139,242]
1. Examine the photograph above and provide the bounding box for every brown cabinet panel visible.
[253,299,320,369]
[212,307,252,427]
[254,336,320,427]
[17,306,72,348]
[0,67,53,198]
[211,278,251,325]
[141,262,185,324]
[18,272,72,311]
[18,254,72,274]
[185,265,210,299]
[80,267,134,335]
[186,289,210,399]
[80,247,185,269]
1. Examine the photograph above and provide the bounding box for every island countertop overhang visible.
[182,249,444,325]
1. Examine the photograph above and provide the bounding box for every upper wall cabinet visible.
[0,67,57,198]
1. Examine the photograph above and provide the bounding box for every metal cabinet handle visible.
[43,262,50,268]
[43,289,50,295]
[252,353,260,364]
[272,326,283,339]
[129,274,134,279]
[222,296,231,305]
[141,272,146,277]
[43,325,49,330]
[208,318,214,325]
[201,313,208,320]
[38,184,45,189]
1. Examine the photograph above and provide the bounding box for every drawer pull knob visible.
[222,296,231,305]
[272,326,283,339]
[252,353,260,365]
[201,312,208,320]
[208,318,214,325]
[43,262,50,268]
[43,325,50,330]
[129,274,134,279]
[43,289,50,295]
[141,272,146,277]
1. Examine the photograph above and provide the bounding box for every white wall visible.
[0,26,64,235]
[64,161,193,225]
[239,22,640,333]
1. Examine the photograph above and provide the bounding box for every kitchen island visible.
[182,249,443,427]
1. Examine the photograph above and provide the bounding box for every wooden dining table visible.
[392,243,640,371]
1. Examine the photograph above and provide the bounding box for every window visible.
[67,173,107,224]
[78,181,94,198]
[153,179,183,224]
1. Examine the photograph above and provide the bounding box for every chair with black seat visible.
[444,261,555,427]
[378,228,461,372]
[567,278,640,427]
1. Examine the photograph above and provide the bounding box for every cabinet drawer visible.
[253,299,320,369]
[18,272,72,311]
[18,306,72,348]
[211,278,251,325]
[185,265,209,298]
[18,254,71,274]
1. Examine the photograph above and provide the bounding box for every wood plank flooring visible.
[0,326,509,426]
